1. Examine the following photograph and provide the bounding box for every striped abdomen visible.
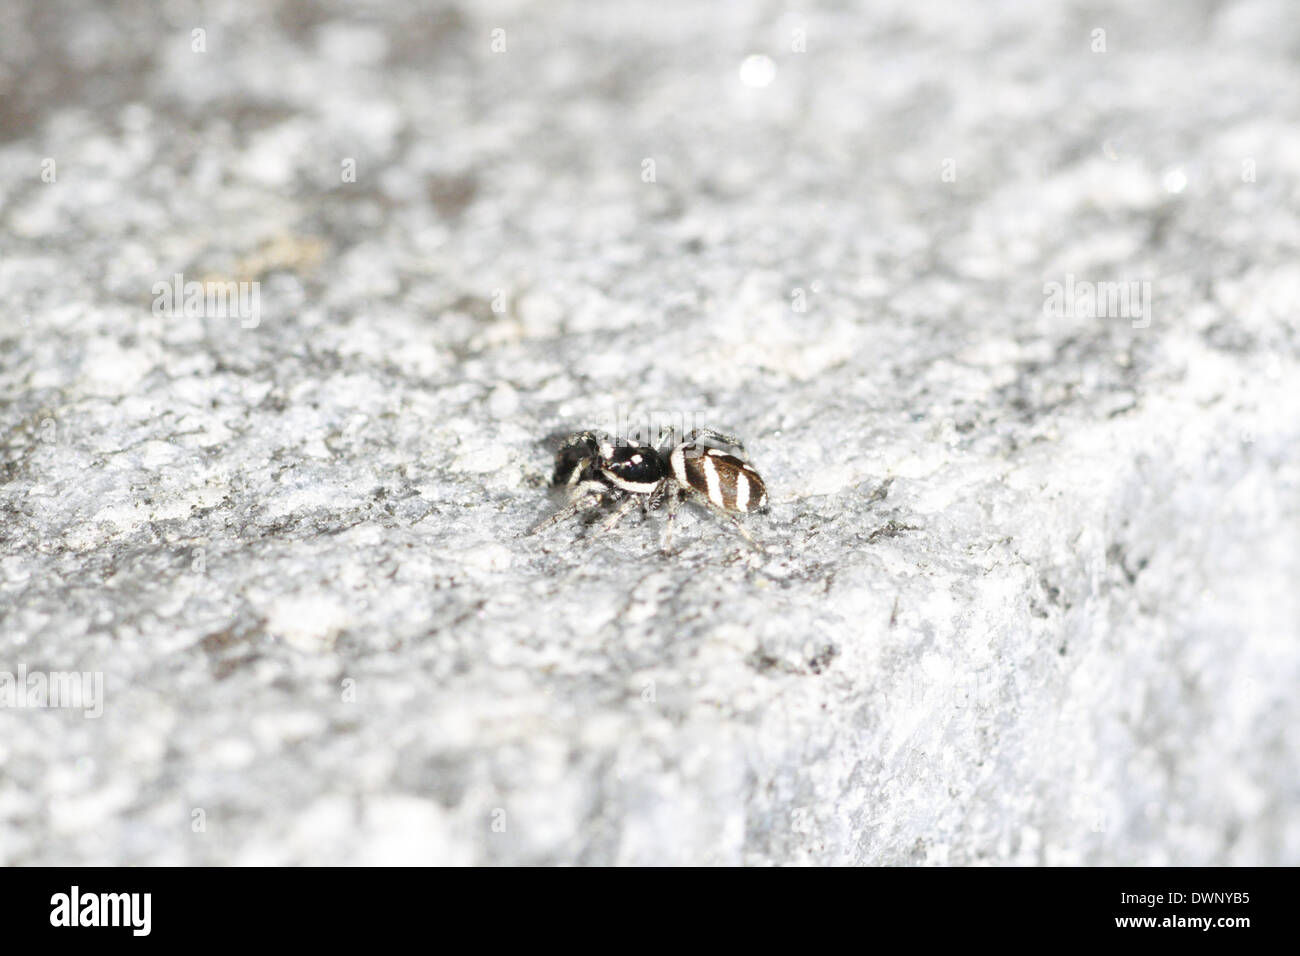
[669,445,768,513]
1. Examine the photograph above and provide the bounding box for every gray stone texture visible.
[1,0,1297,864]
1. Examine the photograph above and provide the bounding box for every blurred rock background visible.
[1,0,1297,864]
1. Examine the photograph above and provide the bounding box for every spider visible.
[525,427,769,550]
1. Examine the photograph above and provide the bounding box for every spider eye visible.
[553,435,601,485]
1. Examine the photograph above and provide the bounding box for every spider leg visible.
[650,486,681,554]
[713,504,756,545]
[598,492,641,533]
[524,487,609,535]
[645,478,670,512]
[693,492,758,548]
[660,486,681,554]
[683,427,748,456]
[653,425,679,459]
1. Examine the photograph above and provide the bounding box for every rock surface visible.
[1,0,1297,864]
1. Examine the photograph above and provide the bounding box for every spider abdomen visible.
[670,446,768,513]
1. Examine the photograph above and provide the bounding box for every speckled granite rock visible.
[1,0,1297,865]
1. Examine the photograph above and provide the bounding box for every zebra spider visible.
[525,427,769,550]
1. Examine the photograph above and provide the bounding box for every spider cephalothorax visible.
[526,427,768,550]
